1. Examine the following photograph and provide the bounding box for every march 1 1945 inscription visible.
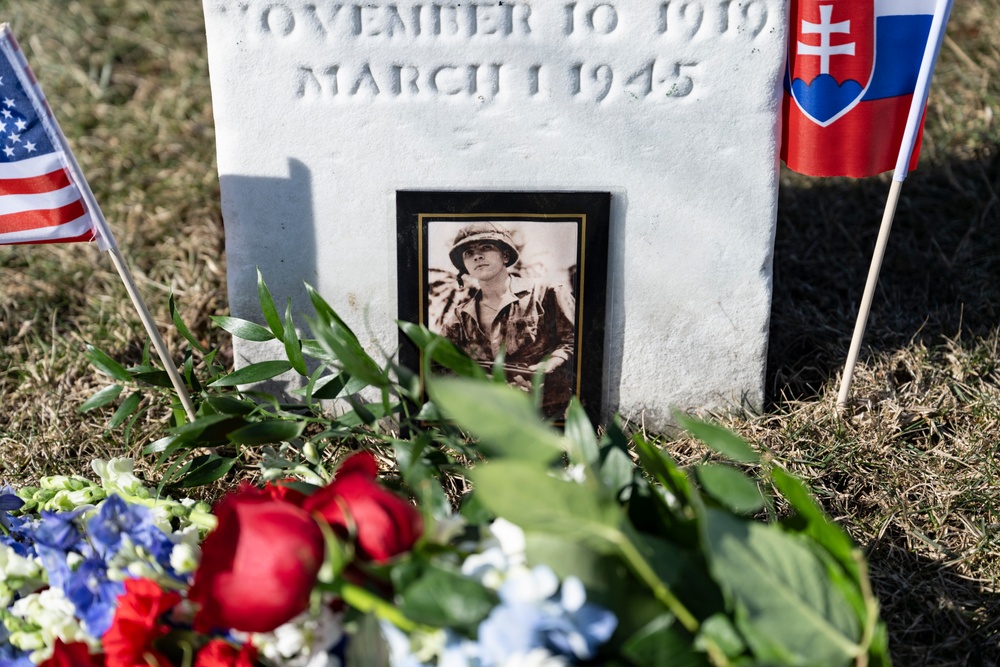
[203,0,787,429]
[209,1,771,102]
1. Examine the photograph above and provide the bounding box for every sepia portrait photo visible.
[397,191,610,423]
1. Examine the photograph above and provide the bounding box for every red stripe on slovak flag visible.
[0,168,72,195]
[0,199,86,233]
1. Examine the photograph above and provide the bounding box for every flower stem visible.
[612,527,700,634]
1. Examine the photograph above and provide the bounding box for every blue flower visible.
[88,495,175,570]
[476,567,617,665]
[33,509,89,589]
[537,577,617,661]
[63,557,125,636]
[0,486,23,534]
[478,602,547,665]
[0,641,32,667]
[34,509,86,551]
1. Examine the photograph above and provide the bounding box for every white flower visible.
[250,605,344,667]
[428,513,467,545]
[92,458,146,497]
[8,587,97,661]
[169,541,201,575]
[461,518,528,589]
[562,464,588,483]
[498,648,569,667]
[0,544,43,582]
[498,565,560,606]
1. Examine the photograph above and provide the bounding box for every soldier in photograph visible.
[439,222,576,418]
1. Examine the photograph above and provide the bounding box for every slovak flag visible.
[781,0,943,178]
[0,24,100,245]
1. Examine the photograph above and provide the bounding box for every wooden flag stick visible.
[105,245,199,422]
[835,0,953,410]
[836,180,902,409]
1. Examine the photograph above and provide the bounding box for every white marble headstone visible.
[202,0,787,429]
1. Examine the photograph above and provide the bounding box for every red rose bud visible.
[194,640,258,667]
[40,640,105,667]
[303,451,423,563]
[190,491,325,633]
[103,578,181,667]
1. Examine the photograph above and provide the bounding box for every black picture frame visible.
[396,191,610,424]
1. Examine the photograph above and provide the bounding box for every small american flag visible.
[0,24,98,245]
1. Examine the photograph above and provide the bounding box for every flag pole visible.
[836,0,954,409]
[0,25,197,421]
[64,159,199,423]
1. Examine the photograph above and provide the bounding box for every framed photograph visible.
[396,191,610,424]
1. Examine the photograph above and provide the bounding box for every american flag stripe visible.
[0,23,98,246]
[0,197,86,231]
[0,211,93,245]
[0,168,72,195]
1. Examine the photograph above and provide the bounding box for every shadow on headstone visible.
[220,158,316,395]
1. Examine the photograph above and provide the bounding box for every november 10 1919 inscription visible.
[209,1,771,103]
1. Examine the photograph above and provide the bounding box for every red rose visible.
[190,490,325,633]
[40,639,105,667]
[103,578,181,667]
[303,452,423,563]
[194,640,258,667]
[262,479,308,506]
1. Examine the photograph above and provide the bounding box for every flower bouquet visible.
[2,283,892,666]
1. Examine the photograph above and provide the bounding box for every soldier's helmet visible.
[448,223,520,278]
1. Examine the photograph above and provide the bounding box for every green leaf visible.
[469,460,621,545]
[169,293,207,354]
[208,360,293,387]
[428,377,567,463]
[632,434,694,505]
[599,444,635,494]
[257,268,285,340]
[696,464,764,515]
[299,339,338,364]
[211,315,275,341]
[336,400,401,428]
[227,420,306,445]
[398,321,488,380]
[130,369,174,388]
[621,614,708,667]
[770,467,859,579]
[307,297,387,388]
[108,392,141,429]
[283,300,308,376]
[397,564,499,630]
[675,413,760,463]
[143,434,182,456]
[694,613,746,658]
[85,345,131,382]
[79,384,123,412]
[564,397,600,466]
[308,372,368,400]
[345,614,390,667]
[175,454,237,488]
[206,396,257,416]
[703,509,863,664]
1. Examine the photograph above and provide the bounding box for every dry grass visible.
[1,0,999,664]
